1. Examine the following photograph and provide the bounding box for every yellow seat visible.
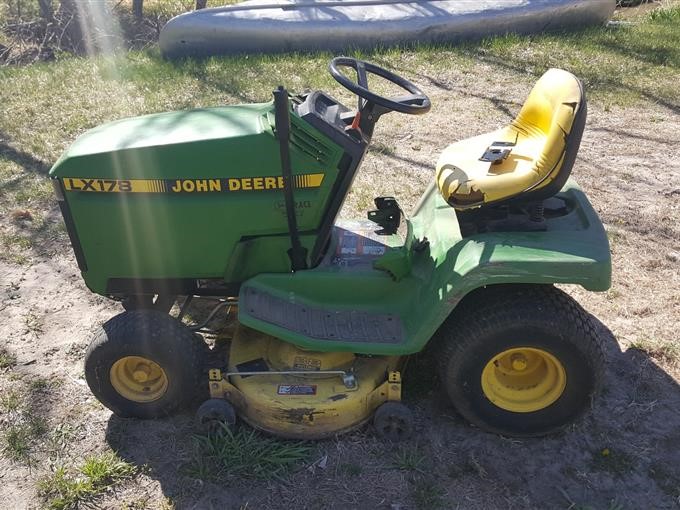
[436,68,586,209]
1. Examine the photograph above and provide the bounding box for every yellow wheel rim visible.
[481,347,566,413]
[110,356,168,403]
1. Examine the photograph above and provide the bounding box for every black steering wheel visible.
[329,57,431,115]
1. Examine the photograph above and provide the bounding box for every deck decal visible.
[62,174,324,194]
[277,384,317,396]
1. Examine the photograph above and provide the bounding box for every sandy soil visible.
[1,59,680,510]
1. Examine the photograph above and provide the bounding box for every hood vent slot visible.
[289,122,333,166]
[266,111,333,166]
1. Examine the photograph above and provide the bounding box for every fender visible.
[238,179,610,356]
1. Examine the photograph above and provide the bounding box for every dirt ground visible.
[2,22,680,510]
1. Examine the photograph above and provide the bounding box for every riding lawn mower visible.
[50,57,610,440]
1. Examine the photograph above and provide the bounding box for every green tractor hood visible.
[49,100,349,296]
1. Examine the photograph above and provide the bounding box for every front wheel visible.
[435,285,605,437]
[85,310,206,418]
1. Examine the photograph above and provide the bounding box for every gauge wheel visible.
[436,285,605,437]
[196,398,237,435]
[85,310,207,418]
[374,402,414,441]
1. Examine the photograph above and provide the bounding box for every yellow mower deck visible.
[208,325,402,439]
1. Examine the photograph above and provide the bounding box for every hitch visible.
[368,196,401,235]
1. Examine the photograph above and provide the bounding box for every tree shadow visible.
[367,53,523,121]
[0,131,50,176]
[589,125,680,145]
[465,49,680,115]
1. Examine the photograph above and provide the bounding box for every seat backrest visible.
[512,68,587,202]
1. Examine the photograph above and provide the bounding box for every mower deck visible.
[207,325,402,439]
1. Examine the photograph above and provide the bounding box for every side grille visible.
[289,122,333,166]
[266,111,333,166]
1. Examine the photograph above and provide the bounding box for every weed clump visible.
[38,452,136,510]
[189,426,312,480]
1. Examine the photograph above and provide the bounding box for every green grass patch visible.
[452,7,680,109]
[0,231,32,264]
[38,452,136,510]
[46,423,81,456]
[410,476,446,510]
[630,338,680,365]
[2,416,47,461]
[590,447,637,477]
[0,382,51,462]
[392,446,427,472]
[0,347,17,369]
[188,426,312,480]
[0,389,22,412]
[649,4,680,22]
[2,425,32,461]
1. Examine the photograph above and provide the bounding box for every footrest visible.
[241,286,404,344]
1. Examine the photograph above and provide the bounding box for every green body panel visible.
[51,96,610,357]
[49,103,345,294]
[238,180,611,355]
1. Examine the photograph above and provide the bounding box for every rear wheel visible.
[435,285,605,437]
[85,310,206,418]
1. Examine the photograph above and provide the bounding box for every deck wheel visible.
[195,399,237,435]
[373,402,414,441]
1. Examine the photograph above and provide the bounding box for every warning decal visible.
[277,384,317,396]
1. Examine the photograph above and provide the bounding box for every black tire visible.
[374,402,414,441]
[195,399,237,435]
[85,310,207,419]
[435,285,605,437]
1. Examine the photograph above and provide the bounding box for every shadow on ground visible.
[104,315,680,509]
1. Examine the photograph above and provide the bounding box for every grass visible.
[188,426,312,480]
[29,376,50,391]
[38,452,136,510]
[590,447,637,477]
[0,4,676,261]
[46,423,81,457]
[0,232,32,264]
[0,347,17,369]
[0,388,22,411]
[448,453,489,480]
[392,446,427,472]
[338,462,362,477]
[410,476,446,510]
[0,381,52,462]
[649,3,680,21]
[24,311,44,334]
[3,425,32,461]
[2,416,48,461]
[630,338,680,366]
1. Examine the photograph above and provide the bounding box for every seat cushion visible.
[436,68,583,209]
